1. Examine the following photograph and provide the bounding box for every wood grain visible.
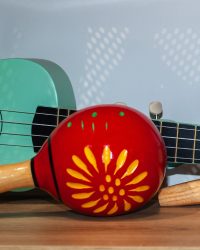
[159,180,200,206]
[0,160,34,193]
[0,191,200,249]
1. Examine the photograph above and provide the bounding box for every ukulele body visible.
[0,58,76,190]
[33,104,166,216]
[0,58,76,164]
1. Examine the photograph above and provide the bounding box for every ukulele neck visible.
[153,119,200,164]
[32,107,200,164]
[32,106,76,152]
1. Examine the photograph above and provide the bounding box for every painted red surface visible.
[33,104,166,216]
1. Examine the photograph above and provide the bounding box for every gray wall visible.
[1,0,200,123]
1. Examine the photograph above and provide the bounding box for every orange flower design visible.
[66,145,150,215]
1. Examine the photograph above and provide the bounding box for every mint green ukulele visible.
[0,58,76,190]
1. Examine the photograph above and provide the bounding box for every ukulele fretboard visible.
[2,105,200,165]
[153,120,200,164]
[32,106,76,152]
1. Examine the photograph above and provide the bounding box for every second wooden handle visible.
[158,179,200,206]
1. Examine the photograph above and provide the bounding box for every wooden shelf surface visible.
[0,190,200,250]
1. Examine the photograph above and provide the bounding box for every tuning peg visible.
[149,101,163,120]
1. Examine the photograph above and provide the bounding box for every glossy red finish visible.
[33,104,166,216]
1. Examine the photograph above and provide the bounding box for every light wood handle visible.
[158,179,200,206]
[0,160,35,193]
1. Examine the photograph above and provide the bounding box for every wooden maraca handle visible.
[158,180,200,206]
[0,160,34,193]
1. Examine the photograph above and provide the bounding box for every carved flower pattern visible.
[66,145,150,215]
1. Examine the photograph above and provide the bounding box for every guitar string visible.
[0,131,48,138]
[0,142,199,152]
[0,142,199,163]
[153,124,197,131]
[0,143,38,148]
[0,108,76,117]
[0,117,200,132]
[1,135,200,162]
[1,108,200,130]
[0,119,58,127]
[1,108,199,132]
[1,126,200,143]
[0,107,74,129]
[1,119,200,144]
[1,118,200,142]
[0,108,70,149]
[2,108,200,162]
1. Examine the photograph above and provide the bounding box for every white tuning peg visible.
[149,101,163,120]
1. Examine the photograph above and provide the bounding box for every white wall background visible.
[1,0,200,124]
[1,0,200,184]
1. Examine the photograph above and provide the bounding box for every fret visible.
[59,108,69,123]
[174,123,179,163]
[58,108,76,123]
[32,106,75,152]
[160,121,177,163]
[166,147,177,163]
[56,108,60,126]
[32,106,57,152]
[153,120,163,134]
[160,120,163,134]
[194,126,200,163]
[161,121,177,137]
[176,123,194,163]
[153,119,198,164]
[192,126,197,163]
[178,123,195,141]
[152,120,160,131]
[195,126,200,149]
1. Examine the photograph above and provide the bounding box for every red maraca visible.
[0,104,166,216]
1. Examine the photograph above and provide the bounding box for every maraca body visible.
[32,104,166,216]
